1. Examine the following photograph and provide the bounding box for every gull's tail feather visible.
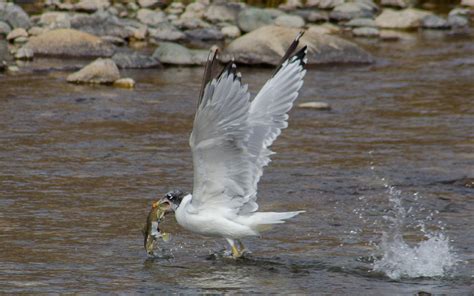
[243,211,305,232]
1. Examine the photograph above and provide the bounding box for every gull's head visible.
[159,189,186,212]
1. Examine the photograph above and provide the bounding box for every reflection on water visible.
[0,33,473,293]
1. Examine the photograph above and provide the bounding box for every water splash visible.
[371,183,458,280]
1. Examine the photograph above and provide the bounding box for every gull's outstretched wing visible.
[190,35,307,214]
[241,35,308,214]
[190,57,254,212]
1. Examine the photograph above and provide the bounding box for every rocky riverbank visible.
[0,0,472,84]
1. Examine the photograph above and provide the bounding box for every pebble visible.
[6,28,28,42]
[298,102,332,110]
[114,77,136,88]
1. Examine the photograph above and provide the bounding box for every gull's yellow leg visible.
[236,239,246,253]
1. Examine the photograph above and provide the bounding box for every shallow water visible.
[1,33,473,294]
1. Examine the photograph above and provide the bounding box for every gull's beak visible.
[155,198,173,213]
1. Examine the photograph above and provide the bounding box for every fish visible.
[143,200,171,256]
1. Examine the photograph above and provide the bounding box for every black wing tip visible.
[272,31,307,77]
[292,45,308,68]
[218,59,241,82]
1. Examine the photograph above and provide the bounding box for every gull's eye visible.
[166,193,173,200]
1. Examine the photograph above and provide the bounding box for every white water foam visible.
[371,184,458,280]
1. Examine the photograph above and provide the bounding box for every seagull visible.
[158,32,308,258]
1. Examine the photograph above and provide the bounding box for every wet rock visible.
[74,0,110,12]
[380,0,412,9]
[67,58,120,84]
[149,22,185,41]
[274,14,305,28]
[0,40,11,67]
[353,27,380,37]
[422,15,450,29]
[0,2,32,29]
[237,8,274,33]
[152,42,207,65]
[137,8,166,27]
[101,35,126,45]
[6,28,28,42]
[15,46,34,60]
[306,11,329,23]
[138,0,159,9]
[223,25,373,65]
[379,29,412,41]
[185,27,224,41]
[306,0,344,9]
[330,2,376,22]
[112,52,161,68]
[298,102,331,110]
[24,29,115,57]
[375,8,432,29]
[39,12,71,29]
[114,77,135,88]
[70,11,135,39]
[204,2,242,23]
[173,17,210,30]
[346,18,377,27]
[0,21,11,35]
[221,25,241,38]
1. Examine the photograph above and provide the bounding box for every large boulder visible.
[0,2,32,29]
[112,52,161,68]
[67,58,120,84]
[24,29,114,57]
[237,8,274,33]
[152,42,207,65]
[222,25,373,65]
[375,8,432,29]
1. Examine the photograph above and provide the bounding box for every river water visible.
[1,32,473,294]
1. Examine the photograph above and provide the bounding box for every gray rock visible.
[0,2,32,29]
[380,0,412,9]
[112,51,161,68]
[375,8,432,29]
[13,36,28,44]
[221,25,241,38]
[24,28,115,57]
[114,77,135,88]
[173,17,210,30]
[330,2,376,22]
[352,26,380,37]
[71,11,134,39]
[15,46,34,60]
[237,8,274,33]
[448,15,469,28]
[74,0,110,12]
[223,25,373,65]
[274,14,305,28]
[149,22,185,41]
[279,0,303,11]
[67,58,120,84]
[181,2,207,20]
[264,8,285,18]
[39,12,71,29]
[152,42,207,65]
[306,11,329,23]
[0,40,12,68]
[448,8,470,17]
[28,26,47,36]
[166,2,185,15]
[422,15,450,29]
[138,0,159,9]
[136,8,166,27]
[305,0,344,9]
[345,18,377,27]
[204,2,243,23]
[185,27,224,41]
[0,20,11,35]
[6,28,27,41]
[101,35,126,45]
[298,102,331,110]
